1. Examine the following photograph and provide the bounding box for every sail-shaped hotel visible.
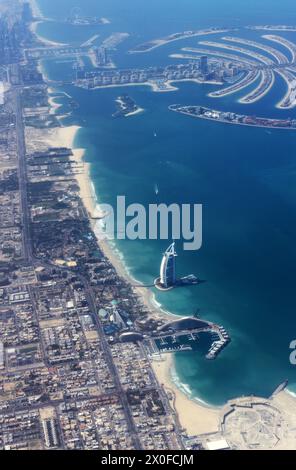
[154,242,178,290]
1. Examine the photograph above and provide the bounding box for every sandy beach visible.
[152,355,220,436]
[28,89,215,436]
[28,0,68,48]
[51,123,222,436]
[28,0,43,19]
[30,20,69,47]
[25,124,81,154]
[125,108,145,117]
[38,120,221,436]
[28,55,296,445]
[48,89,63,114]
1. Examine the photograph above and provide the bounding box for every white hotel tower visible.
[159,242,177,289]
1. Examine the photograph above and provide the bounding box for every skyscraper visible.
[96,47,108,66]
[200,55,208,75]
[159,242,177,288]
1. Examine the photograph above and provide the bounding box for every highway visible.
[14,81,32,263]
[82,278,142,450]
[0,391,120,416]
[11,66,143,450]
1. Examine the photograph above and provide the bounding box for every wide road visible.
[14,84,32,262]
[11,67,143,450]
[82,277,142,450]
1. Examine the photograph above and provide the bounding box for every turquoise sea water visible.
[37,0,296,405]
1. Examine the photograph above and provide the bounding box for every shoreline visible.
[152,355,221,436]
[40,90,220,435]
[28,0,69,47]
[28,0,43,19]
[78,77,223,94]
[169,107,296,131]
[238,70,275,104]
[275,69,296,109]
[69,143,178,320]
[31,2,296,437]
[114,97,145,117]
[30,20,69,47]
[69,130,225,435]
[48,88,63,114]
[125,107,145,117]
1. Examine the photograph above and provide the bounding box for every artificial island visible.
[44,26,296,129]
[169,105,296,130]
[28,18,296,118]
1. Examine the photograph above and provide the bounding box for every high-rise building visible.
[96,47,108,66]
[159,242,177,288]
[200,55,208,75]
[22,3,33,22]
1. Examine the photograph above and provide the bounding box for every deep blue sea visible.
[36,0,296,405]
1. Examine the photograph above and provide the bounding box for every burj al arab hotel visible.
[156,242,178,290]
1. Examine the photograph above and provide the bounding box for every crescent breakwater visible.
[128,28,233,53]
[169,104,296,130]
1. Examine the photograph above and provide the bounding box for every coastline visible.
[28,0,43,18]
[30,20,69,47]
[69,138,177,320]
[169,106,296,131]
[48,88,63,114]
[29,0,224,426]
[125,107,145,117]
[30,2,296,438]
[152,355,221,436]
[37,89,220,435]
[28,0,69,47]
